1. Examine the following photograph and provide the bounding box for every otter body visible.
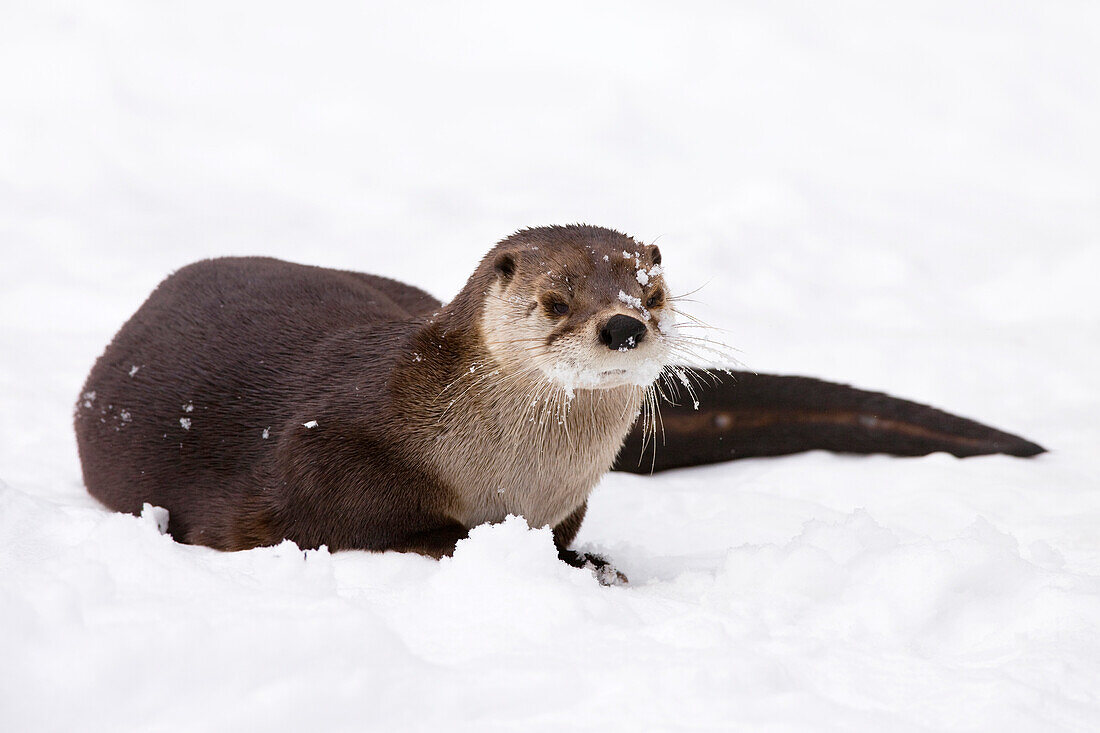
[77,227,667,574]
[77,225,1044,581]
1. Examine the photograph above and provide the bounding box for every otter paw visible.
[588,558,628,586]
[559,549,628,586]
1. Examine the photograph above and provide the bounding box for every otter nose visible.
[600,315,647,351]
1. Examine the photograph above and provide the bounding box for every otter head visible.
[478,225,674,392]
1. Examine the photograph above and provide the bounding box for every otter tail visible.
[613,370,1045,474]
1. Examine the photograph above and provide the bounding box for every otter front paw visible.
[558,549,628,586]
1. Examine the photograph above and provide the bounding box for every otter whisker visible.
[639,384,661,471]
[666,331,741,351]
[666,280,711,301]
[661,364,706,408]
[667,321,727,334]
[667,305,723,328]
[661,341,724,367]
[663,336,744,366]
[655,367,688,408]
[656,369,682,406]
[638,384,659,464]
[651,384,666,472]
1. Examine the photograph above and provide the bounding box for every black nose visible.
[600,315,647,350]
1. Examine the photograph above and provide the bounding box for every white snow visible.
[140,502,170,534]
[302,420,318,429]
[178,417,191,431]
[2,3,1099,732]
[617,289,651,321]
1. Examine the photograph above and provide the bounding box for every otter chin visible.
[75,225,681,584]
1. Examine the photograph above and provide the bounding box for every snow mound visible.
[3,482,1099,731]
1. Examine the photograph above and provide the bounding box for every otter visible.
[75,225,1043,583]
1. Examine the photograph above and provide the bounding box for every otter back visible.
[75,257,443,548]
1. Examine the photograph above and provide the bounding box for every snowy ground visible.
[2,2,1099,731]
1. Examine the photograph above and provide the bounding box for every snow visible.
[617,289,650,320]
[2,2,1099,731]
[302,420,318,429]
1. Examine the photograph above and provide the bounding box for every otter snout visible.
[600,315,647,350]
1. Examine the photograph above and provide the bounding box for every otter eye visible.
[550,301,570,316]
[646,291,664,309]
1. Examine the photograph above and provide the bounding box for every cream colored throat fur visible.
[424,357,643,531]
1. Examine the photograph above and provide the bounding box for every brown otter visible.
[74,224,1043,583]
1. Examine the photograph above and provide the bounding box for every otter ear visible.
[649,245,662,266]
[494,252,516,282]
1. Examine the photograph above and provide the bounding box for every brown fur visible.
[75,225,666,580]
[613,370,1044,472]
